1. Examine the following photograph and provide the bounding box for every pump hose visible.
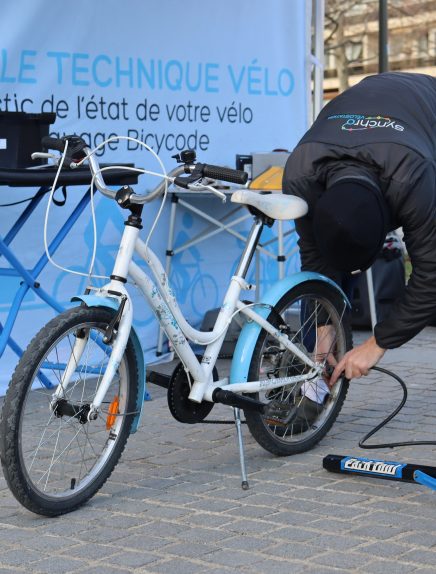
[358,365,436,449]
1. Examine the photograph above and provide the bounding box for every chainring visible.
[167,357,218,424]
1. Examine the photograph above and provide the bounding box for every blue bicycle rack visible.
[0,164,138,377]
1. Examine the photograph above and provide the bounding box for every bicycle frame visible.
[4,137,358,512]
[53,210,322,417]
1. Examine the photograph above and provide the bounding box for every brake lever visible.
[31,152,60,163]
[187,180,227,202]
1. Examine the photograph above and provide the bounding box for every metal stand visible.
[233,407,249,490]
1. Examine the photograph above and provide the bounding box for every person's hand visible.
[315,325,337,365]
[330,336,386,386]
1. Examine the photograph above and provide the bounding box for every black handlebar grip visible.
[41,136,67,152]
[202,163,248,185]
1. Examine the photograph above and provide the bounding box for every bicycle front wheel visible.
[0,306,139,516]
[245,281,352,456]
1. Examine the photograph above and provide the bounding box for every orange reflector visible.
[106,395,119,430]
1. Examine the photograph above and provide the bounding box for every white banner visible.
[0,0,310,392]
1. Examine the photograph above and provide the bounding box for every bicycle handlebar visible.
[41,135,248,204]
[200,163,248,186]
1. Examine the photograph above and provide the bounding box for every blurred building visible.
[323,0,436,98]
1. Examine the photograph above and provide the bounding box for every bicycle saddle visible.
[230,189,308,221]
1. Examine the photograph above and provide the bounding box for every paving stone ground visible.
[1,328,436,573]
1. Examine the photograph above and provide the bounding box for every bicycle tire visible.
[0,306,139,516]
[245,281,352,456]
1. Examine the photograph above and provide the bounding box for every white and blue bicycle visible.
[0,136,351,516]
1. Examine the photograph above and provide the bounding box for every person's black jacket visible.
[282,72,436,349]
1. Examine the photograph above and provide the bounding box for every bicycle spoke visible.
[80,423,101,460]
[74,428,90,483]
[41,418,63,491]
[36,425,83,488]
[27,416,60,471]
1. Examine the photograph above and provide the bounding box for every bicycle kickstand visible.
[233,407,249,490]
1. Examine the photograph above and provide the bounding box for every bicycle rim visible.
[246,283,351,453]
[18,320,130,500]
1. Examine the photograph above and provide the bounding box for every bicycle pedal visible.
[263,401,298,426]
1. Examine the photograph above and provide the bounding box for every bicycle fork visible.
[49,199,140,419]
[89,291,133,418]
[51,288,133,421]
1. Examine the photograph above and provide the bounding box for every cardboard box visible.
[251,151,290,179]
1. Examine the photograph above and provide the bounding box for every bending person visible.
[283,72,436,409]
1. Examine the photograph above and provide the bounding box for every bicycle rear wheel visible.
[0,306,139,516]
[245,281,352,456]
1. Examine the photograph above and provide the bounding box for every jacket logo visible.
[327,114,405,132]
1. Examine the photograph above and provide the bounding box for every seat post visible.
[234,218,264,280]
